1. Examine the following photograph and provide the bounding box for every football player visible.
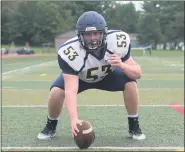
[38,11,145,140]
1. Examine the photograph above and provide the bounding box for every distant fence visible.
[41,43,54,54]
[132,45,152,56]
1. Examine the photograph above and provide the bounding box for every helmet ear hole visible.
[75,29,78,35]
[79,34,85,46]
[105,26,108,33]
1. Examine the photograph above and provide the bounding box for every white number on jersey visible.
[86,65,112,81]
[116,33,127,48]
[63,46,79,61]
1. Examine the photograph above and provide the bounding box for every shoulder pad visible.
[58,37,86,72]
[106,31,130,58]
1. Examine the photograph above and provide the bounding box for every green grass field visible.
[1,50,184,151]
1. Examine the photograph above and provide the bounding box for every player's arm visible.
[120,56,141,80]
[58,55,79,120]
[108,44,142,80]
[58,55,82,136]
[63,73,79,121]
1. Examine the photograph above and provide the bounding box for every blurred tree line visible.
[1,1,184,49]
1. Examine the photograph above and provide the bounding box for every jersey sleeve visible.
[106,30,131,60]
[57,38,86,72]
[121,44,131,62]
[58,55,78,75]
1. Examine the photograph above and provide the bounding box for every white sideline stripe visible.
[2,104,184,108]
[2,60,56,75]
[143,73,184,75]
[3,80,52,82]
[2,79,184,82]
[2,146,184,151]
[2,88,183,91]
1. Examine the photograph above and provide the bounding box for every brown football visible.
[74,120,95,149]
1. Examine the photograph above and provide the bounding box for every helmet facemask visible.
[77,30,107,60]
[81,31,103,50]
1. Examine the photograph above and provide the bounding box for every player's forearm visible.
[120,62,142,80]
[65,93,78,121]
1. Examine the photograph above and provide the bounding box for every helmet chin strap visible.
[86,39,100,50]
[84,33,104,49]
[77,31,107,60]
[85,43,107,60]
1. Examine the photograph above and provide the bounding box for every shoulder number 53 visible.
[63,46,79,61]
[116,33,127,48]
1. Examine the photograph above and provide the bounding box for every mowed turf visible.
[2,107,184,147]
[2,53,184,106]
[2,50,184,151]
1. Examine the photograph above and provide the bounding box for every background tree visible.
[138,1,184,49]
[1,1,20,44]
[1,1,184,49]
[104,2,138,33]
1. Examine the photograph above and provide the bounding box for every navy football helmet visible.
[75,11,108,60]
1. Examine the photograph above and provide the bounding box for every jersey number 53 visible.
[63,46,79,61]
[86,65,112,81]
[116,33,127,48]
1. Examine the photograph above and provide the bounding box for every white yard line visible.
[141,57,184,72]
[2,60,56,80]
[2,88,183,91]
[2,104,184,108]
[143,73,184,75]
[2,146,184,151]
[2,61,56,75]
[2,73,184,82]
[2,79,184,82]
[161,60,184,67]
[3,80,52,82]
[156,58,184,68]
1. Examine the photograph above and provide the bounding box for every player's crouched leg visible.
[98,68,145,140]
[37,87,65,140]
[124,81,146,140]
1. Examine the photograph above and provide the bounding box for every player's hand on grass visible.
[107,54,122,68]
[71,119,83,137]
